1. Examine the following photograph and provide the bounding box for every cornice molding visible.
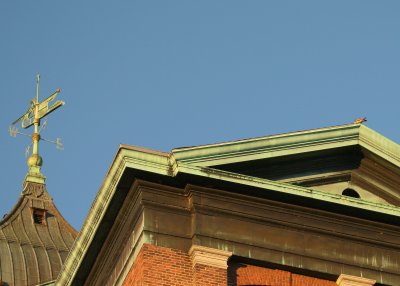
[189,245,232,269]
[336,274,376,286]
[172,124,400,169]
[359,125,400,168]
[177,163,400,218]
[173,124,362,166]
[121,147,172,176]
[56,150,127,285]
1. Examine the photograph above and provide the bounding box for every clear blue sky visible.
[1,1,399,230]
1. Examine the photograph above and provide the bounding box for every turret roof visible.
[0,182,77,286]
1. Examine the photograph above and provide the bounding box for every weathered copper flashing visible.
[174,123,358,150]
[172,124,400,168]
[57,124,400,286]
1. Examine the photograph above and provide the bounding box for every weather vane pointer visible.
[9,74,65,184]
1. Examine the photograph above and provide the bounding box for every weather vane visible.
[9,74,65,184]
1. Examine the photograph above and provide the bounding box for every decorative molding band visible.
[189,245,232,269]
[336,274,376,286]
[178,163,400,218]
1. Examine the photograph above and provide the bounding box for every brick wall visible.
[123,244,337,286]
[122,246,145,286]
[122,244,228,286]
[228,264,291,286]
[193,264,227,286]
[123,244,192,286]
[292,273,336,286]
[229,263,336,286]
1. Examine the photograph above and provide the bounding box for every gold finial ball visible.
[27,154,43,167]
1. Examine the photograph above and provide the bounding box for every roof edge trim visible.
[172,124,362,166]
[176,162,400,217]
[56,127,400,285]
[359,125,400,166]
[56,146,172,285]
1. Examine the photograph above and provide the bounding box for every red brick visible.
[123,245,336,286]
[229,263,336,286]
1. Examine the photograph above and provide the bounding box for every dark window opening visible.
[32,208,46,225]
[342,188,360,198]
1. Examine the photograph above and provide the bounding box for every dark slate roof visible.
[0,182,77,286]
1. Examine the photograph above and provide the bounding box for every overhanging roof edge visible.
[175,162,400,217]
[358,125,400,166]
[56,146,173,285]
[56,147,129,285]
[56,127,400,285]
[172,124,362,166]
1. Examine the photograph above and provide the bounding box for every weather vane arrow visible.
[9,74,65,185]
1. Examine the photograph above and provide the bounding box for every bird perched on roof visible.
[353,117,367,124]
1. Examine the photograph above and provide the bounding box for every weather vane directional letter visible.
[10,74,65,184]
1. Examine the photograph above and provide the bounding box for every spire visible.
[9,74,65,186]
[26,74,44,183]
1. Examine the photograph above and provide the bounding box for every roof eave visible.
[358,125,400,167]
[172,124,362,166]
[172,124,400,168]
[176,162,400,218]
[57,126,400,285]
[56,146,171,285]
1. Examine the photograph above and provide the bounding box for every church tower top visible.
[9,74,65,185]
[1,75,77,286]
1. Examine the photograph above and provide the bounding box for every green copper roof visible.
[57,123,400,285]
[109,123,400,220]
[172,123,400,168]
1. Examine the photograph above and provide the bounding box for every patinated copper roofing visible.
[0,181,77,286]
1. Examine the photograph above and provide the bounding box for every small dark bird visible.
[353,117,367,124]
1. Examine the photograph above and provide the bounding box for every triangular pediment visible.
[172,124,400,206]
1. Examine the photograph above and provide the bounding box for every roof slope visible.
[57,123,400,285]
[172,123,400,167]
[0,182,77,286]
